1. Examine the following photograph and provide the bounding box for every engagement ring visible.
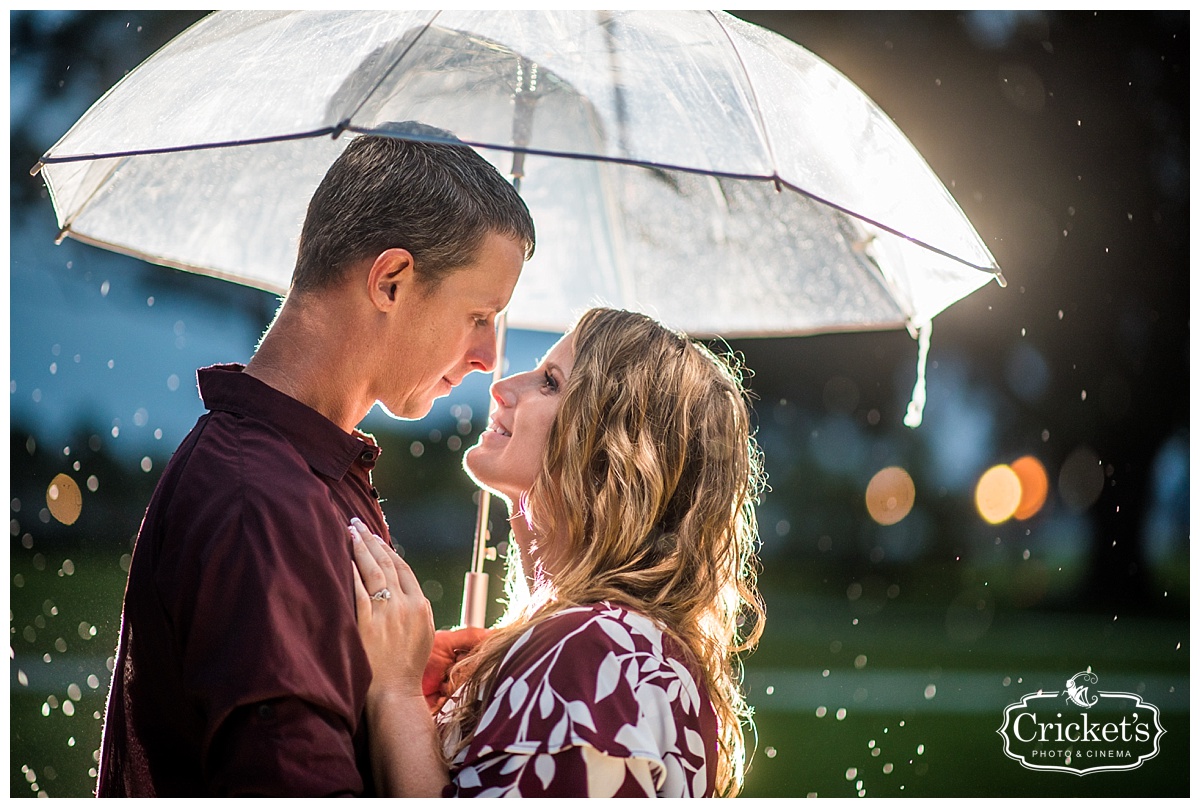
[370,587,392,602]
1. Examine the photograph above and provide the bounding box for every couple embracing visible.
[97,123,766,798]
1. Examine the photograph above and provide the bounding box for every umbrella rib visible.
[36,127,342,167]
[338,10,443,127]
[347,124,1002,278]
[707,10,783,187]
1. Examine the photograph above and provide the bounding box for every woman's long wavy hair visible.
[449,307,766,796]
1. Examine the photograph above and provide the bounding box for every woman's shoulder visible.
[502,602,683,673]
[489,601,712,740]
[458,601,718,797]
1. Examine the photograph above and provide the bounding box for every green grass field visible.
[11,548,1188,797]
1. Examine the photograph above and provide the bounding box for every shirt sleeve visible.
[446,606,714,798]
[159,433,371,795]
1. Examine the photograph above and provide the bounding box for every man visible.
[96,122,535,796]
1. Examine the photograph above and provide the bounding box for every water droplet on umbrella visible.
[845,767,857,780]
[140,457,153,472]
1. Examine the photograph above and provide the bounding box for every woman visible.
[351,307,766,797]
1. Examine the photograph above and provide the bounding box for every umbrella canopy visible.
[36,10,1001,342]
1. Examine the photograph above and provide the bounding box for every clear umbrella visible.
[33,10,1003,625]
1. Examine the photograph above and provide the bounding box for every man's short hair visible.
[291,121,535,293]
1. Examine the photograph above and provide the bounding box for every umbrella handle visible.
[460,571,490,629]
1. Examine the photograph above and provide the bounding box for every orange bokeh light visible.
[1010,455,1049,520]
[865,466,915,525]
[975,464,1021,524]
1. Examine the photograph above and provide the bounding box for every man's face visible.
[375,231,525,420]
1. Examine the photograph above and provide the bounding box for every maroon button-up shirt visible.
[97,364,388,796]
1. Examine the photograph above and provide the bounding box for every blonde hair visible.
[449,308,766,796]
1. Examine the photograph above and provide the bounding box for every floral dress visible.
[439,602,718,797]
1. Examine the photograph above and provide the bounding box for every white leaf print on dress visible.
[538,681,555,718]
[595,652,621,702]
[596,616,636,651]
[508,678,529,717]
[566,700,597,732]
[534,753,556,790]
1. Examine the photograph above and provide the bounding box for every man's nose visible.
[468,327,498,374]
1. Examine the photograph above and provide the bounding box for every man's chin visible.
[375,398,434,422]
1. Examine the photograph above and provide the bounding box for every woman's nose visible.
[490,377,514,409]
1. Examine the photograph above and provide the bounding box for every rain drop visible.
[765,747,777,759]
[87,476,98,492]
[140,457,153,473]
[765,685,775,695]
[146,296,155,307]
[917,744,925,755]
[845,767,857,780]
[924,684,937,700]
[816,706,827,717]
[167,374,180,391]
[100,281,110,297]
[87,675,100,689]
[883,763,894,774]
[62,700,75,717]
[836,708,847,721]
[447,436,462,451]
[410,442,425,458]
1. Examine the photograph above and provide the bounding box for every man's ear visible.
[366,248,416,312]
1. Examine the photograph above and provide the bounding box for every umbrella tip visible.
[29,160,44,177]
[993,268,1008,288]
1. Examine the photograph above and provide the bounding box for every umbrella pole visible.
[460,312,508,628]
[459,57,538,629]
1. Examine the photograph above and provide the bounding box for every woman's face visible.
[464,333,575,505]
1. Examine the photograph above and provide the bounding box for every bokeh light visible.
[975,464,1021,524]
[45,473,82,526]
[1010,455,1049,520]
[865,467,915,525]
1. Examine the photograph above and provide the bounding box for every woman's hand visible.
[424,627,491,711]
[350,518,434,701]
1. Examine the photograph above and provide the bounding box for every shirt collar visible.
[196,364,380,481]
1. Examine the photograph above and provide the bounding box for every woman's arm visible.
[350,518,449,797]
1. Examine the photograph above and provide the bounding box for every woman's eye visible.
[542,371,559,392]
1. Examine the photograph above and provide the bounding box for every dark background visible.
[9,11,1189,797]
